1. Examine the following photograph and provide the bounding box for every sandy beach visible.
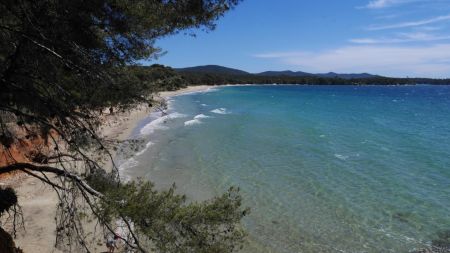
[0,85,212,253]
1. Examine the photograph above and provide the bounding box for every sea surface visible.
[119,85,450,253]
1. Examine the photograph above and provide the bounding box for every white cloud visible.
[363,0,422,9]
[350,32,450,44]
[362,0,427,9]
[375,14,401,20]
[400,32,450,40]
[417,26,442,31]
[368,14,450,30]
[366,0,396,9]
[253,44,450,78]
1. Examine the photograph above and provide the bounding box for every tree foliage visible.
[89,173,248,253]
[178,71,450,86]
[0,0,246,252]
[1,0,240,149]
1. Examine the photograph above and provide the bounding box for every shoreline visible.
[101,85,216,144]
[1,85,214,252]
[159,85,218,98]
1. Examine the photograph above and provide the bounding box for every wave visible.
[210,108,230,114]
[119,157,138,170]
[119,140,155,181]
[334,154,349,160]
[170,87,219,97]
[166,99,175,110]
[135,141,154,156]
[140,112,187,135]
[194,114,211,119]
[183,114,211,126]
[184,119,202,126]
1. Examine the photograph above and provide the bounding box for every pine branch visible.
[0,163,102,197]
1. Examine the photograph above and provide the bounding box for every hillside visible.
[257,70,314,77]
[316,72,378,79]
[173,65,450,85]
[176,65,250,75]
[176,65,379,79]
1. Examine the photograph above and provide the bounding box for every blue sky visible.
[150,0,450,78]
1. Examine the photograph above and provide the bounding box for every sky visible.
[150,0,450,78]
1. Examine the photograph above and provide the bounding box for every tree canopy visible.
[0,0,246,252]
[1,0,240,141]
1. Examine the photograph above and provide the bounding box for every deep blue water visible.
[122,85,450,253]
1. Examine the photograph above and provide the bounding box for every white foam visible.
[199,87,219,94]
[194,114,210,119]
[168,112,186,118]
[210,108,230,114]
[166,99,174,110]
[140,112,187,135]
[170,87,219,97]
[184,119,202,126]
[135,141,154,156]
[201,104,208,106]
[119,157,138,170]
[118,141,155,181]
[334,154,349,160]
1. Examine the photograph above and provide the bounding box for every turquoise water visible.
[122,85,450,253]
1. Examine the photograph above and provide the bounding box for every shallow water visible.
[120,85,450,253]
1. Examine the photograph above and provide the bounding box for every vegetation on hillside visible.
[176,67,450,85]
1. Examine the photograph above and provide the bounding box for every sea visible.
[118,85,450,253]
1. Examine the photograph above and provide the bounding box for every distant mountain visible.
[256,70,314,77]
[257,70,378,79]
[176,65,379,79]
[176,65,250,76]
[316,72,377,79]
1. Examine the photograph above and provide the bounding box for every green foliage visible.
[0,0,240,150]
[87,172,249,253]
[0,188,17,215]
[128,65,189,92]
[177,70,450,85]
[0,226,24,253]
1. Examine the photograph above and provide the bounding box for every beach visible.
[0,85,213,252]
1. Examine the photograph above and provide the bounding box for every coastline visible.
[101,85,216,144]
[159,85,217,98]
[0,85,213,252]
